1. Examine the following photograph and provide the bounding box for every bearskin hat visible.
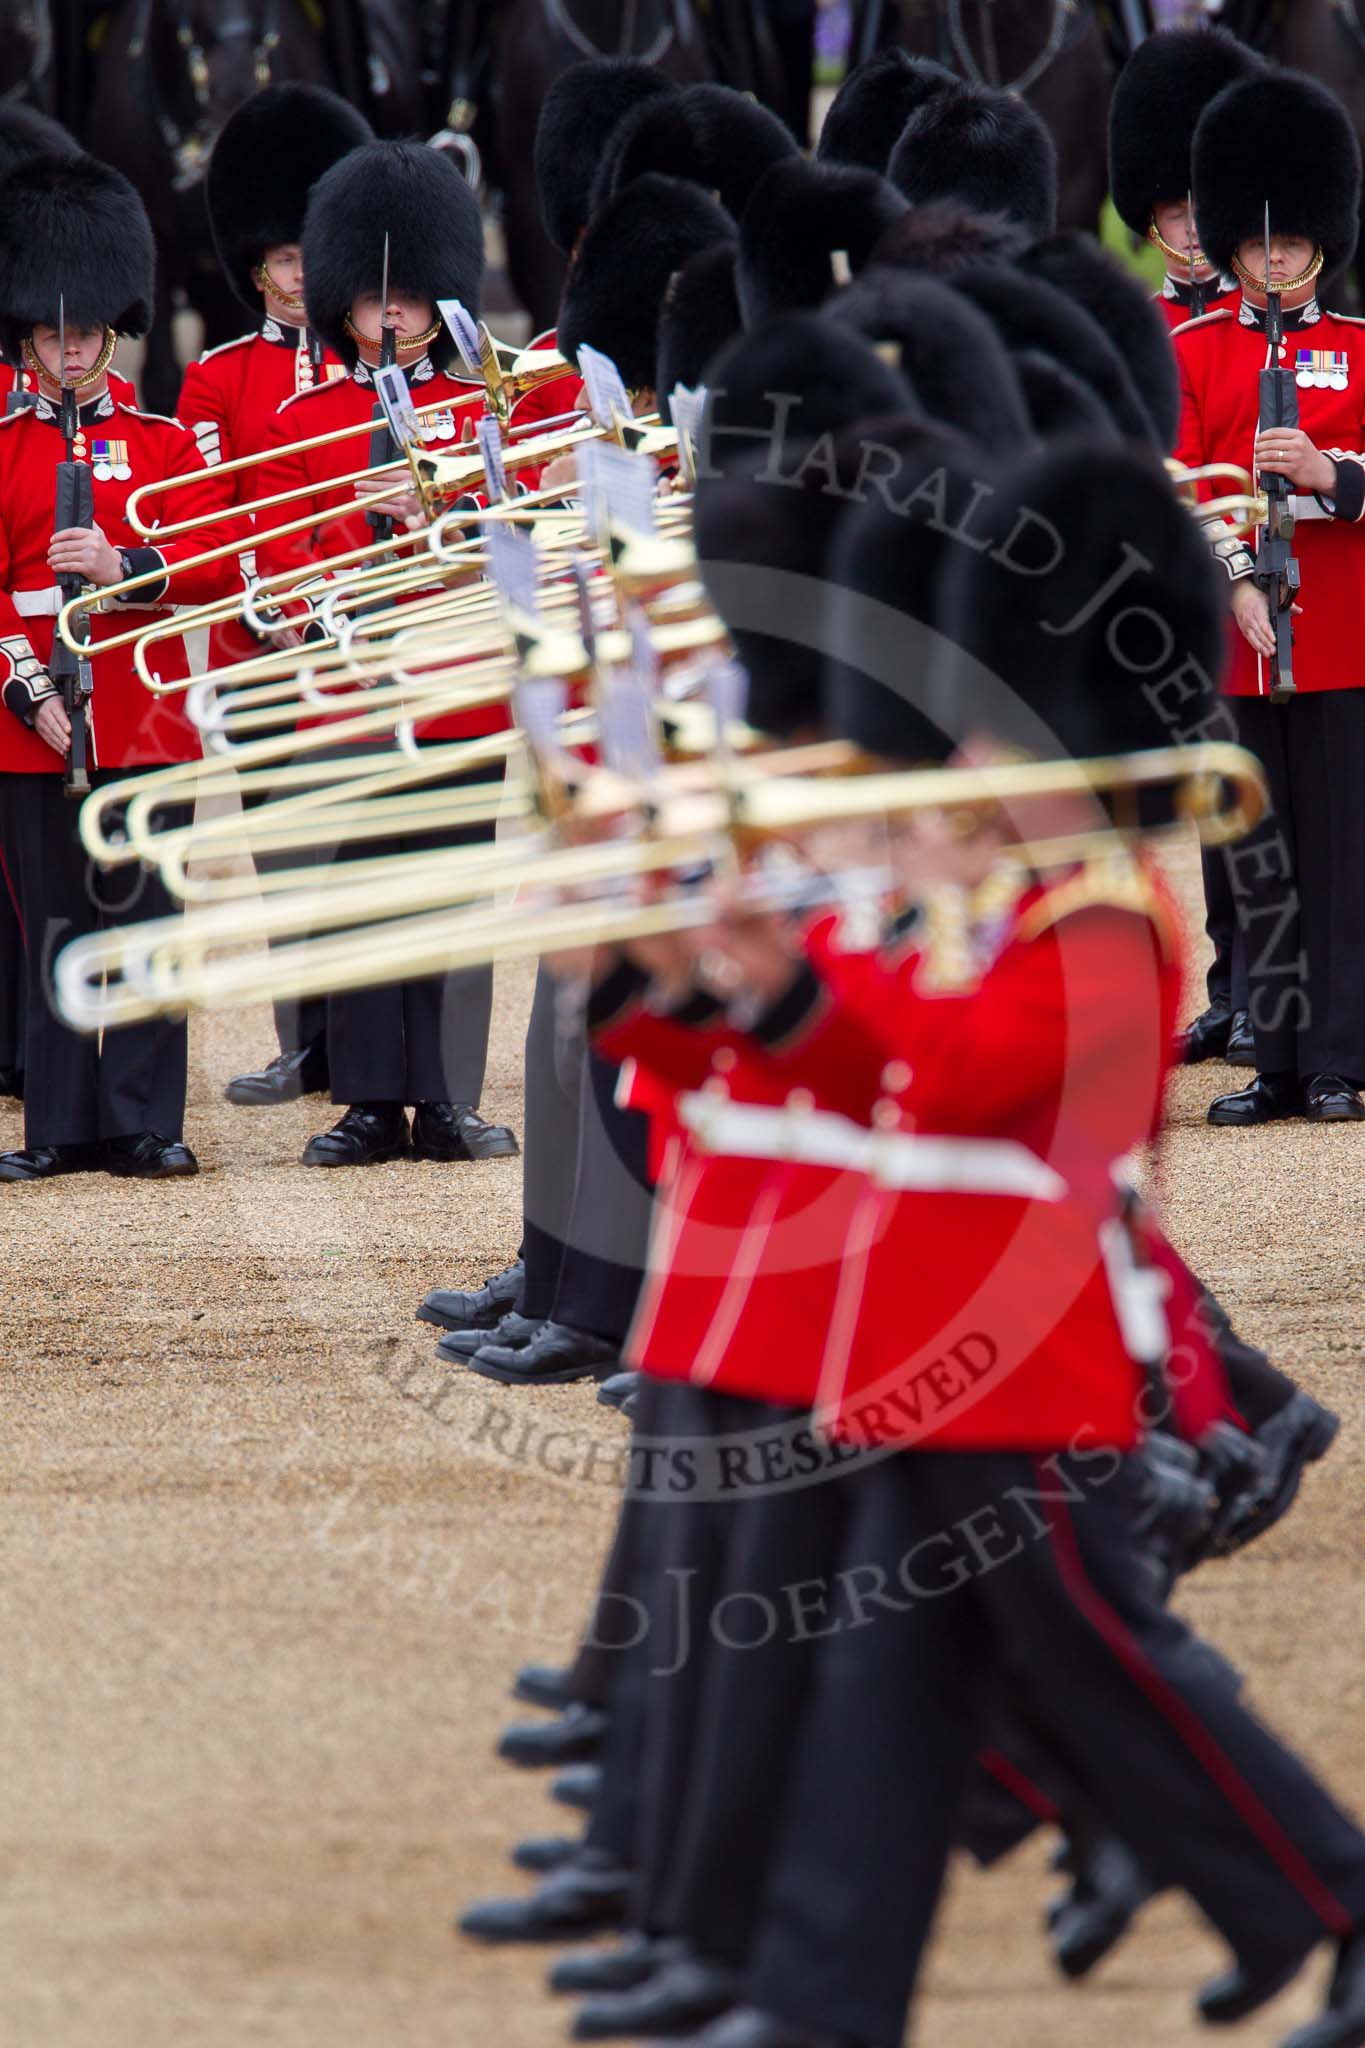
[823,420,992,764]
[0,102,79,183]
[929,442,1224,762]
[1194,69,1362,279]
[888,81,1057,239]
[952,264,1157,446]
[736,156,907,326]
[696,315,917,735]
[535,58,678,255]
[558,173,734,392]
[826,267,1032,449]
[207,84,373,312]
[591,82,797,223]
[1020,233,1179,449]
[0,153,154,358]
[870,196,1031,279]
[1109,27,1265,239]
[301,140,484,373]
[816,48,958,173]
[1012,350,1122,442]
[657,242,742,420]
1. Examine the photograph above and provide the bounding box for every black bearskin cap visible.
[1194,69,1362,278]
[1109,27,1265,238]
[817,48,958,173]
[824,420,991,764]
[208,84,373,312]
[535,59,678,255]
[929,442,1224,760]
[0,153,153,356]
[888,81,1057,239]
[558,173,734,392]
[592,82,797,223]
[826,266,1032,449]
[696,315,918,736]
[0,102,78,183]
[952,263,1157,446]
[657,241,741,420]
[736,156,907,326]
[1020,233,1179,450]
[302,140,484,372]
[870,196,1031,279]
[1012,350,1122,442]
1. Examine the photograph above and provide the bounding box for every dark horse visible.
[491,0,711,335]
[861,0,1114,231]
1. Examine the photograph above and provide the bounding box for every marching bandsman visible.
[1180,68,1365,1124]
[0,154,234,1181]
[176,82,372,1112]
[1110,24,1265,1068]
[252,139,516,1169]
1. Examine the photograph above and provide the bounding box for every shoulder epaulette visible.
[1170,306,1236,340]
[1324,310,1365,327]
[0,405,30,429]
[1017,852,1176,956]
[278,379,345,415]
[197,330,258,363]
[116,403,191,431]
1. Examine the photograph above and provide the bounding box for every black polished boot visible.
[1207,1072,1305,1127]
[1224,1009,1255,1065]
[1217,1392,1341,1554]
[1304,1075,1365,1123]
[466,1321,621,1387]
[499,1702,608,1768]
[1048,1827,1156,1979]
[0,1142,98,1181]
[224,1041,329,1105]
[417,1258,523,1331]
[598,1370,642,1412]
[437,1311,541,1363]
[552,1763,602,1812]
[302,1103,409,1167]
[513,1833,584,1875]
[1281,1928,1365,2048]
[550,1934,687,1996]
[411,1100,519,1161]
[104,1132,199,1179]
[458,1850,630,1944]
[573,1952,739,2039]
[683,2010,871,2048]
[1180,995,1233,1064]
[512,1660,574,1712]
[1199,1949,1310,2024]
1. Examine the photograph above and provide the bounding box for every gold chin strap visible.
[254,262,306,313]
[1148,219,1212,272]
[22,324,117,392]
[1230,246,1326,296]
[343,314,443,356]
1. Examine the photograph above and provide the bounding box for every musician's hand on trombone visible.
[352,478,425,528]
[694,881,801,1004]
[34,695,72,757]
[48,522,122,586]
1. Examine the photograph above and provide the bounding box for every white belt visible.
[1286,494,1329,523]
[11,586,62,616]
[676,1095,1067,1202]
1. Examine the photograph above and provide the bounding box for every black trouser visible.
[1231,692,1365,1081]
[520,963,652,1341]
[1200,843,1249,1011]
[0,771,190,1149]
[326,756,499,1107]
[748,1450,1365,2048]
[0,840,23,1080]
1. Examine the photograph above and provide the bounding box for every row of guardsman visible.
[1,27,1364,2048]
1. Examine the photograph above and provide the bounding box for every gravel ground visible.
[3,838,1362,2048]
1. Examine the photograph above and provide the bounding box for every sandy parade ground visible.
[3,836,1363,2048]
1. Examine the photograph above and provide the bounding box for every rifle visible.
[1254,205,1300,703]
[48,297,96,797]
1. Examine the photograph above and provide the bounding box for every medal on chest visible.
[1296,347,1350,393]
[418,408,458,444]
[90,438,132,482]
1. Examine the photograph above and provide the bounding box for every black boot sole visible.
[301,1142,410,1168]
[465,1355,617,1387]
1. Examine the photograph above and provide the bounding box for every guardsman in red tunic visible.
[671,443,1365,2048]
[172,85,372,1113]
[1110,26,1265,1068]
[0,155,234,1182]
[249,138,516,1170]
[1179,69,1365,1125]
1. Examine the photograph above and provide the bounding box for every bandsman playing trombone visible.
[0,153,235,1181]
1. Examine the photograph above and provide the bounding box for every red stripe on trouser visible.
[978,1747,1062,1828]
[1037,1458,1354,1938]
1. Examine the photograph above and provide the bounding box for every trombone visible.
[55,741,1268,1033]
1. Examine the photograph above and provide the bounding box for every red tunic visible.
[0,399,236,772]
[0,361,138,411]
[176,324,347,668]
[1175,300,1365,696]
[251,362,507,742]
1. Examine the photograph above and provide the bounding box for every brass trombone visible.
[55,741,1268,1033]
